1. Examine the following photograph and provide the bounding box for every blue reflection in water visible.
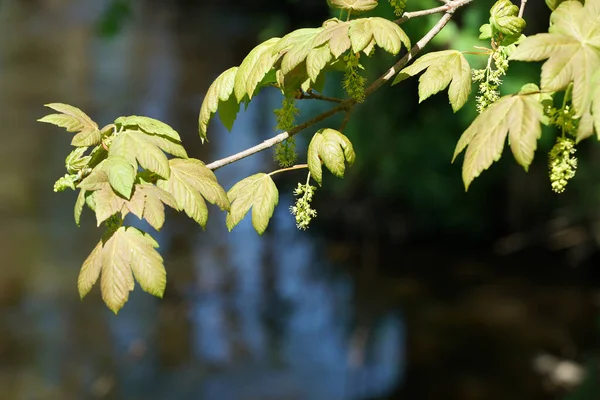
[3,0,405,397]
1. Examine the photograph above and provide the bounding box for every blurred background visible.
[1,0,600,399]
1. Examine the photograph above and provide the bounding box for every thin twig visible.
[518,0,527,18]
[339,108,353,131]
[268,164,308,177]
[396,0,473,24]
[205,0,473,171]
[300,90,344,103]
[205,105,347,170]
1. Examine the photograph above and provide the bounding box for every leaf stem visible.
[268,164,308,177]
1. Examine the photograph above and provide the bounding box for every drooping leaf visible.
[307,128,355,186]
[115,115,181,142]
[126,227,166,298]
[393,50,472,112]
[109,129,171,179]
[277,28,322,75]
[38,103,98,133]
[157,159,229,228]
[104,155,136,199]
[234,38,281,102]
[452,92,544,190]
[78,240,103,299]
[65,147,91,174]
[509,1,600,116]
[199,66,239,141]
[368,17,410,55]
[314,19,351,58]
[327,0,379,13]
[99,227,135,313]
[226,173,279,234]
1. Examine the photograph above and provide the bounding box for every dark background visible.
[1,0,599,399]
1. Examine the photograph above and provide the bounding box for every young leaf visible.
[157,159,230,228]
[146,135,188,159]
[234,37,281,102]
[452,91,544,190]
[91,182,128,226]
[115,115,181,142]
[307,128,355,186]
[198,66,239,141]
[109,129,171,179]
[509,1,600,116]
[72,129,102,147]
[39,103,98,133]
[327,0,379,13]
[307,44,333,82]
[104,155,136,199]
[369,17,410,55]
[226,173,279,234]
[393,50,472,112]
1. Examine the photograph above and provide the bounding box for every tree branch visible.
[205,0,473,171]
[396,0,473,24]
[299,90,344,103]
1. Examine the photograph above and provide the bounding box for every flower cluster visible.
[389,0,407,16]
[548,137,577,193]
[342,53,366,103]
[546,104,578,134]
[472,51,509,113]
[274,96,300,167]
[290,181,317,230]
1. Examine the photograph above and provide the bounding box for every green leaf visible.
[306,44,332,82]
[126,184,178,231]
[277,28,322,75]
[314,19,351,58]
[452,93,544,190]
[217,95,241,132]
[38,103,98,133]
[109,129,171,179]
[349,19,373,53]
[198,66,239,141]
[75,189,86,226]
[234,38,281,102]
[126,227,166,298]
[509,1,600,116]
[307,128,355,186]
[327,0,379,13]
[100,227,135,313]
[369,17,410,55]
[157,159,229,228]
[146,135,188,159]
[393,50,472,112]
[226,173,279,234]
[104,155,136,199]
[115,115,181,142]
[78,240,103,299]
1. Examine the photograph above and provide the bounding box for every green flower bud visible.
[490,0,526,37]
